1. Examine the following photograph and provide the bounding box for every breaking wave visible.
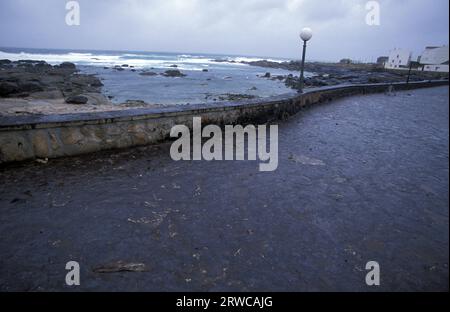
[0,49,285,71]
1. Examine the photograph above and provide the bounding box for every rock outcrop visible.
[65,95,89,104]
[0,60,104,100]
[162,69,186,77]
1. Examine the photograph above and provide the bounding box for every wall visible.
[423,64,449,73]
[0,80,448,164]
[385,49,412,69]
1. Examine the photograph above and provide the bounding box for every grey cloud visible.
[0,0,448,61]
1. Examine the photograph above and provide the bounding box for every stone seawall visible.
[0,80,448,164]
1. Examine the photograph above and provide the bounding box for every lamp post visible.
[406,61,413,84]
[298,27,313,93]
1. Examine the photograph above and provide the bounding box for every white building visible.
[385,49,412,69]
[419,46,449,72]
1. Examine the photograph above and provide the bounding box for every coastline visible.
[0,59,170,116]
[1,54,449,117]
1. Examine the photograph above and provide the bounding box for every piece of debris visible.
[35,158,49,164]
[127,217,152,224]
[10,198,25,204]
[194,185,201,197]
[288,153,325,166]
[93,261,148,273]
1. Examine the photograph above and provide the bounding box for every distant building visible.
[376,56,388,67]
[409,60,422,70]
[419,46,449,72]
[385,49,412,69]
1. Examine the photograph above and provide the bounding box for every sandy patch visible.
[0,97,166,116]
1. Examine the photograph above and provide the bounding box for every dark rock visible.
[162,69,186,77]
[0,59,12,65]
[59,62,76,69]
[169,65,178,68]
[263,72,271,78]
[34,63,52,70]
[213,59,236,63]
[65,95,89,104]
[305,77,329,87]
[18,81,44,93]
[122,64,129,67]
[90,80,104,87]
[202,69,209,72]
[0,60,109,100]
[0,81,19,96]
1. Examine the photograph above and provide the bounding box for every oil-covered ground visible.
[0,86,448,291]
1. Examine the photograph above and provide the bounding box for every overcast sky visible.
[0,0,448,61]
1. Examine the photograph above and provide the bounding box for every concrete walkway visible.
[0,86,448,291]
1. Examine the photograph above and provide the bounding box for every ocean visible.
[0,47,305,105]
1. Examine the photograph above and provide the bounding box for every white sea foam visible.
[229,56,286,63]
[0,50,121,66]
[0,50,285,70]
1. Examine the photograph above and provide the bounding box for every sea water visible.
[0,47,308,105]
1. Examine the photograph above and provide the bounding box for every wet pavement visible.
[0,86,448,291]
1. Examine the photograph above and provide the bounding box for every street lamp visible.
[298,27,313,93]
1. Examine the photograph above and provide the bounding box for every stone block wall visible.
[0,80,448,164]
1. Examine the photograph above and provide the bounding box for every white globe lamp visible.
[298,27,313,93]
[300,27,313,42]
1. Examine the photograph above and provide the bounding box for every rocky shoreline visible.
[0,59,108,104]
[215,58,449,90]
[1,57,448,116]
[0,59,170,116]
[0,59,270,115]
